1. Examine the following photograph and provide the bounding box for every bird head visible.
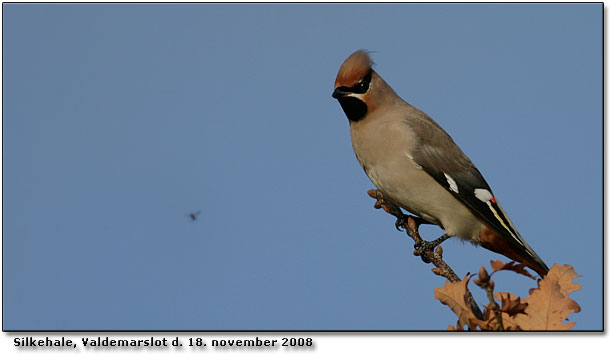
[332,50,393,122]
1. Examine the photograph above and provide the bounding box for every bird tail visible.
[479,225,549,277]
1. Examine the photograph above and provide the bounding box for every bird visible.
[188,210,201,221]
[331,49,549,276]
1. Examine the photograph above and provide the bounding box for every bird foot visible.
[414,234,450,262]
[367,189,433,231]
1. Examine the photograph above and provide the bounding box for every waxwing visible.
[332,49,549,276]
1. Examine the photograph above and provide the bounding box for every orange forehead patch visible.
[334,50,374,88]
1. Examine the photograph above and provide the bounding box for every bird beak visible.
[332,88,346,99]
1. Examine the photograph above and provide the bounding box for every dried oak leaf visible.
[495,291,528,317]
[543,264,582,296]
[487,308,521,331]
[490,260,537,280]
[499,313,521,330]
[477,293,524,331]
[435,276,481,330]
[448,321,463,331]
[515,264,581,330]
[491,292,528,331]
[475,305,496,331]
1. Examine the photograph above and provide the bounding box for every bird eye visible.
[339,71,373,95]
[354,80,369,93]
[353,70,372,93]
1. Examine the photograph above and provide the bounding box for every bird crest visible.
[335,49,374,88]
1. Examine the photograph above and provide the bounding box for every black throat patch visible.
[338,97,367,122]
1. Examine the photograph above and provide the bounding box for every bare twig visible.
[368,189,484,320]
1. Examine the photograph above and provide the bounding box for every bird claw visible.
[413,234,450,262]
[414,240,433,251]
[394,215,407,231]
[414,234,450,251]
[413,241,432,263]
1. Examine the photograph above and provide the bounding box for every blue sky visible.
[2,3,601,330]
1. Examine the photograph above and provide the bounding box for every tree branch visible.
[367,189,484,321]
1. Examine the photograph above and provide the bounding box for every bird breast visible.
[349,114,483,241]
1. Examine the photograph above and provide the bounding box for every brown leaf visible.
[480,301,521,331]
[490,260,537,280]
[494,292,528,317]
[448,321,463,331]
[434,277,480,329]
[489,259,505,271]
[514,264,581,330]
[499,312,521,331]
[482,304,493,322]
[477,293,525,331]
[544,264,582,295]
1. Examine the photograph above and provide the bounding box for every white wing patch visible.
[444,173,459,193]
[474,188,522,245]
[474,188,493,202]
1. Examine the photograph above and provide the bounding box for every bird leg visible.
[367,189,430,231]
[368,188,445,259]
[367,189,484,320]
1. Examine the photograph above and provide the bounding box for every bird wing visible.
[403,109,529,253]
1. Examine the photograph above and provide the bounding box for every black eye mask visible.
[335,70,372,95]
